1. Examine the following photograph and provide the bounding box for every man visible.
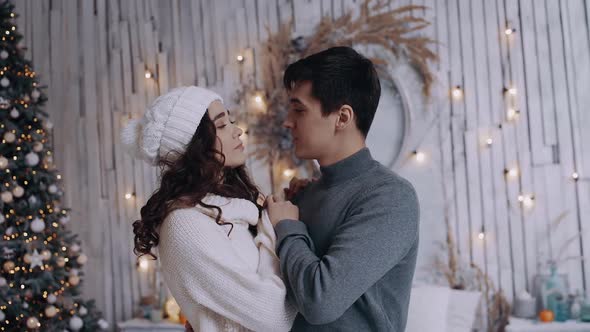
[267,46,420,331]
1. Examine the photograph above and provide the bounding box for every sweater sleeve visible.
[275,181,419,325]
[159,209,296,332]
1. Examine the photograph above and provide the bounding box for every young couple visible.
[123,46,420,331]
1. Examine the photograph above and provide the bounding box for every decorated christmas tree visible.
[0,1,107,330]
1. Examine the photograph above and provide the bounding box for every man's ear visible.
[335,105,354,130]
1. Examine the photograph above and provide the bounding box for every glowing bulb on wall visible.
[504,87,518,96]
[507,108,520,121]
[518,194,535,208]
[125,192,135,200]
[485,137,493,146]
[236,54,244,63]
[413,151,426,163]
[254,95,263,104]
[145,70,154,79]
[572,172,579,181]
[505,28,516,35]
[478,232,485,240]
[451,86,463,99]
[505,167,519,178]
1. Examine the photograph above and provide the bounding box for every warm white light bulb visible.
[145,71,152,79]
[572,172,579,180]
[125,193,134,200]
[507,167,519,178]
[452,86,463,99]
[486,138,493,146]
[414,151,425,163]
[254,95,263,104]
[508,87,517,96]
[478,232,485,240]
[283,169,295,178]
[236,55,244,62]
[505,28,514,35]
[507,108,519,121]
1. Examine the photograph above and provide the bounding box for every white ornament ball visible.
[3,131,15,143]
[0,310,4,321]
[26,316,40,329]
[70,244,81,253]
[41,249,51,260]
[77,254,88,265]
[0,50,8,59]
[1,191,13,203]
[68,274,80,286]
[31,89,41,99]
[98,319,109,330]
[48,184,58,194]
[47,293,57,304]
[30,217,45,233]
[59,215,70,225]
[5,226,14,236]
[9,108,18,118]
[25,152,40,167]
[33,142,43,152]
[0,155,8,169]
[0,277,7,286]
[12,185,24,198]
[0,214,5,224]
[69,316,83,331]
[28,195,38,205]
[0,77,9,87]
[69,268,79,276]
[22,302,29,309]
[78,305,88,316]
[45,305,57,318]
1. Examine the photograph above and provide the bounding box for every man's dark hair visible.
[283,46,381,137]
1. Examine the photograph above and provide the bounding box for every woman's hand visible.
[266,195,299,227]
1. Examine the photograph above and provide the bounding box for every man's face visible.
[283,81,339,160]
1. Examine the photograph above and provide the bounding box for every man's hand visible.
[266,195,299,227]
[283,177,314,201]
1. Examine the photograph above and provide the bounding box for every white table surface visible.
[506,317,590,332]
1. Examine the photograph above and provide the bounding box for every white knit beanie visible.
[120,86,223,165]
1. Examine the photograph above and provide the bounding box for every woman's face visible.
[207,100,246,168]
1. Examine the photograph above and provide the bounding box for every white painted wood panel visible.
[13,1,589,327]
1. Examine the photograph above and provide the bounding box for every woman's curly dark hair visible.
[132,111,261,259]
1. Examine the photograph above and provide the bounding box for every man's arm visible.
[274,181,419,325]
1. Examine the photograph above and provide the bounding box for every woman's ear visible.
[336,105,354,130]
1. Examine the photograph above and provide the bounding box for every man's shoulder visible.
[364,163,417,197]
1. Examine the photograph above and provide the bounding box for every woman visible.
[122,86,296,331]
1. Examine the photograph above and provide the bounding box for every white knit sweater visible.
[158,194,296,331]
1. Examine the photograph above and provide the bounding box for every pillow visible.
[406,285,451,332]
[447,289,482,332]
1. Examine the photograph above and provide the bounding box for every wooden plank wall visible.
[14,0,590,327]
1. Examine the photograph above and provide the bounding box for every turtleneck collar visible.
[319,148,375,186]
[196,194,259,226]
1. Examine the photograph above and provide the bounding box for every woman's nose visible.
[234,125,243,137]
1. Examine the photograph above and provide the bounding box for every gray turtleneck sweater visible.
[275,148,420,331]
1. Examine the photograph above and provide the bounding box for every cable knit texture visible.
[158,194,296,331]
